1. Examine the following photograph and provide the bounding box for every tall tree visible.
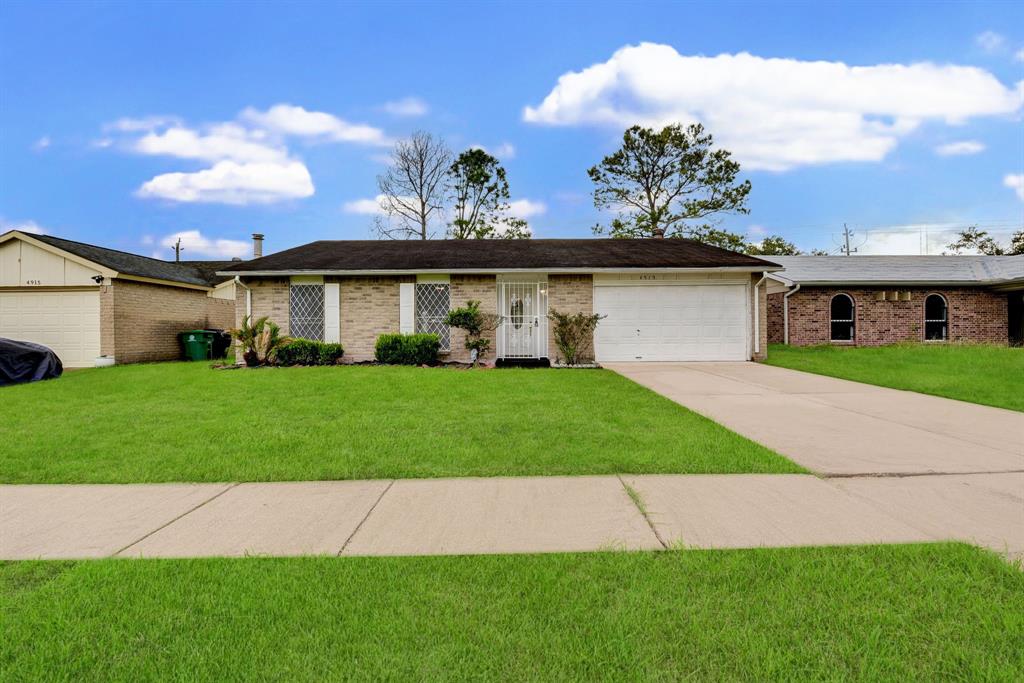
[589,123,751,239]
[446,148,529,239]
[945,226,1024,255]
[375,131,452,240]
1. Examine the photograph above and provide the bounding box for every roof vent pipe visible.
[252,233,264,259]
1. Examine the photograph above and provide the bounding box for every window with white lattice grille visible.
[289,284,324,340]
[415,283,450,351]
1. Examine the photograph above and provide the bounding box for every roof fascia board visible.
[3,230,119,279]
[115,273,212,291]
[218,266,782,277]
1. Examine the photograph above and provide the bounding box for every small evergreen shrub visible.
[375,333,440,365]
[548,309,605,365]
[274,338,345,366]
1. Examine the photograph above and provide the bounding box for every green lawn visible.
[765,343,1024,412]
[0,363,799,484]
[2,544,1021,681]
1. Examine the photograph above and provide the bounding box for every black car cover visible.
[0,338,64,386]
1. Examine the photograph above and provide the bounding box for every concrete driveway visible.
[605,362,1024,476]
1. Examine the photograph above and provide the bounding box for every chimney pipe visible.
[252,233,264,259]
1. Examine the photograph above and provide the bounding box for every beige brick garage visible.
[1,231,235,367]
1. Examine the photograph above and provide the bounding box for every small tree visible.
[548,310,605,365]
[444,300,502,366]
[748,235,801,255]
[231,315,285,367]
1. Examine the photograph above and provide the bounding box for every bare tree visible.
[375,131,452,240]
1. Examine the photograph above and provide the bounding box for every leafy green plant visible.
[231,315,285,367]
[374,333,440,365]
[548,309,605,365]
[444,300,502,366]
[274,338,344,366]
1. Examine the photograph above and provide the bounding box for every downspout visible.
[783,283,801,345]
[234,276,251,318]
[753,273,768,356]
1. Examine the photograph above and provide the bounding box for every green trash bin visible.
[179,330,214,361]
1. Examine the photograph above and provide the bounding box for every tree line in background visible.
[373,125,1018,256]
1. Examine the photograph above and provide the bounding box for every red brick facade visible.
[767,287,1008,346]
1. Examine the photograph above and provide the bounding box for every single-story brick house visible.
[765,255,1024,347]
[219,239,782,363]
[0,230,238,366]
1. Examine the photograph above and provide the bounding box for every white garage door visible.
[594,284,748,361]
[0,290,101,368]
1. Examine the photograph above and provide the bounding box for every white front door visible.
[498,281,548,358]
[594,283,748,361]
[0,290,101,367]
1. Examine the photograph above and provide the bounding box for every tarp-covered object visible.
[0,338,63,386]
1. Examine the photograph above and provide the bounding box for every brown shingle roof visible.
[219,239,780,273]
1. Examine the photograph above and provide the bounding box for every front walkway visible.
[605,362,1024,476]
[2,472,1021,561]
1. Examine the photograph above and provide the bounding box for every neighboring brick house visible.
[765,255,1024,347]
[0,230,239,366]
[220,239,780,364]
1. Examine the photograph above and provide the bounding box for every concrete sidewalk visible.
[606,362,1024,476]
[2,472,1020,560]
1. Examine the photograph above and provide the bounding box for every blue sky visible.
[1,0,1022,259]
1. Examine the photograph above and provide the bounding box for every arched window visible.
[830,294,855,342]
[925,294,948,341]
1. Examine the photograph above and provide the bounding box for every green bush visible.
[375,333,440,365]
[274,338,344,366]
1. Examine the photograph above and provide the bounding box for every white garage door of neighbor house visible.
[0,290,101,368]
[594,284,748,361]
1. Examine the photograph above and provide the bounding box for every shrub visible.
[444,300,502,365]
[375,333,440,365]
[274,338,344,366]
[548,309,605,365]
[231,315,286,367]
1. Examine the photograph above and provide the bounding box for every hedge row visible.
[374,333,440,365]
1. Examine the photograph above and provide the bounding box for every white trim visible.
[415,273,450,283]
[324,282,340,343]
[399,282,414,334]
[752,274,767,355]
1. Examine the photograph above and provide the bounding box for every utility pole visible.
[172,237,183,262]
[840,224,857,256]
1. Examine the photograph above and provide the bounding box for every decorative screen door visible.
[498,281,548,358]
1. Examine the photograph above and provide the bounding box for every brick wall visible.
[547,274,594,362]
[205,297,234,330]
[775,286,1008,346]
[248,278,290,334]
[449,274,498,363]
[338,276,411,360]
[108,279,219,363]
[767,291,785,344]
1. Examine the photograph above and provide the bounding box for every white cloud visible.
[524,43,1024,171]
[137,160,314,204]
[157,230,250,259]
[33,136,51,150]
[508,198,547,218]
[1016,48,1024,63]
[92,138,114,149]
[934,140,985,156]
[1004,173,1024,201]
[1,218,47,235]
[105,116,183,133]
[343,195,388,215]
[241,104,390,145]
[134,124,287,163]
[381,97,429,117]
[976,31,1005,53]
[746,224,768,237]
